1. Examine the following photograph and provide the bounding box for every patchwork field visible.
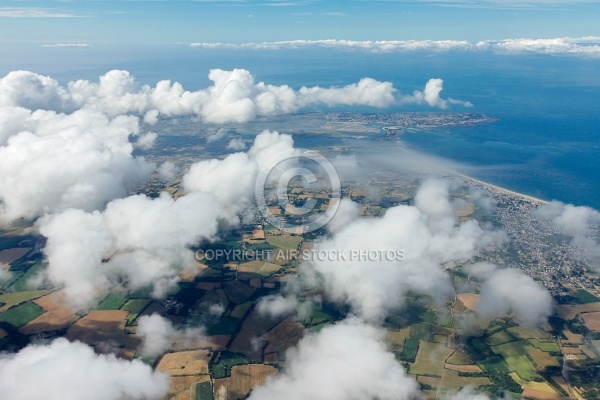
[168,375,211,400]
[556,303,600,320]
[528,348,560,369]
[387,327,410,353]
[410,341,453,376]
[6,264,45,292]
[66,310,136,349]
[492,340,537,380]
[439,368,492,390]
[237,261,281,278]
[213,364,277,400]
[222,281,256,305]
[121,298,151,324]
[20,290,78,334]
[0,289,50,312]
[446,350,472,365]
[260,317,304,359]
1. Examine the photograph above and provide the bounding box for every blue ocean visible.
[3,45,599,208]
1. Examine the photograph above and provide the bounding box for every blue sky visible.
[1,0,600,45]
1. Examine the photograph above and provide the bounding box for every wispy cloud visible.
[380,0,600,10]
[42,43,93,48]
[0,8,79,18]
[190,37,600,57]
[190,39,478,51]
[259,0,314,6]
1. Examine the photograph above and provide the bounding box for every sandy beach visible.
[451,171,549,205]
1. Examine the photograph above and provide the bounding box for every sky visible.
[1,0,600,45]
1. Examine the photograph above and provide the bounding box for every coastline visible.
[450,171,549,205]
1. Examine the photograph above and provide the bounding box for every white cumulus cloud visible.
[0,338,169,400]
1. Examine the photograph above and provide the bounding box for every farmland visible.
[0,302,45,328]
[0,222,598,400]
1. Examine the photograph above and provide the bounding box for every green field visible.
[96,292,129,310]
[399,338,419,362]
[205,317,241,336]
[485,330,515,346]
[6,264,45,292]
[0,302,45,328]
[507,325,549,340]
[573,289,600,304]
[0,271,23,291]
[492,340,538,380]
[120,299,151,324]
[194,381,213,400]
[529,339,560,353]
[409,323,435,342]
[266,235,302,250]
[479,355,510,373]
[210,352,250,379]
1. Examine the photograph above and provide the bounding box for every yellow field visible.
[439,368,492,390]
[237,261,281,277]
[444,363,483,373]
[214,364,277,400]
[522,382,563,400]
[456,293,480,311]
[20,290,78,334]
[386,327,410,352]
[417,375,441,388]
[156,349,211,376]
[410,341,454,376]
[66,310,136,351]
[529,348,560,369]
[169,375,211,400]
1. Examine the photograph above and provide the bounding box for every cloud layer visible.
[0,108,152,222]
[191,37,600,57]
[466,262,554,326]
[0,69,471,124]
[136,314,206,357]
[0,338,169,400]
[247,318,422,400]
[299,179,506,322]
[38,130,297,309]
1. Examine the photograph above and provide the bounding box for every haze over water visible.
[4,47,598,208]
